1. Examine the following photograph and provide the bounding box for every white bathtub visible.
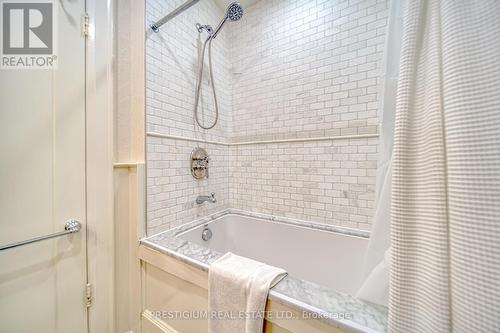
[177,214,369,296]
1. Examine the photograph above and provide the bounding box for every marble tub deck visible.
[141,210,388,333]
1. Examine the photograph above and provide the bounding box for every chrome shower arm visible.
[211,18,227,39]
[151,0,201,32]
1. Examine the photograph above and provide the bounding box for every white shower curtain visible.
[356,0,405,307]
[390,0,500,332]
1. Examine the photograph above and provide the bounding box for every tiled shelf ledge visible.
[147,131,379,146]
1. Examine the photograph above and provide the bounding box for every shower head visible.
[226,2,244,21]
[211,2,243,39]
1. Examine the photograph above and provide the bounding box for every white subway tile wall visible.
[229,138,379,230]
[146,0,232,233]
[230,0,388,142]
[146,0,388,234]
[147,137,230,235]
[146,0,232,142]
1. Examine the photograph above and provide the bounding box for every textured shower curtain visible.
[390,0,500,332]
[356,0,405,307]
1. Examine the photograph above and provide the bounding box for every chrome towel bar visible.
[0,220,81,252]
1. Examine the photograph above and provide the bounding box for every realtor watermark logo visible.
[1,0,57,69]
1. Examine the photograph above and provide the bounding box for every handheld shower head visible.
[194,2,243,130]
[211,2,243,39]
[226,2,244,21]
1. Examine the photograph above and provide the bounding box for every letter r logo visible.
[2,2,53,54]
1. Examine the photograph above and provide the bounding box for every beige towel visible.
[208,252,287,333]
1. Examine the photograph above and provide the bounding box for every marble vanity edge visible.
[141,209,387,333]
[267,290,380,333]
[141,238,211,272]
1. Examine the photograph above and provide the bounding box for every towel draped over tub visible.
[208,252,287,333]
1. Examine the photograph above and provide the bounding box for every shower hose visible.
[194,36,219,130]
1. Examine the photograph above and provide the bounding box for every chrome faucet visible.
[196,192,216,204]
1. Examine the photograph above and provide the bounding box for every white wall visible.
[229,138,379,228]
[146,0,232,234]
[228,0,387,230]
[230,0,387,141]
[146,0,388,234]
[147,138,229,233]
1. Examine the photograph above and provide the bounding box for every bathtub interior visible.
[177,214,369,295]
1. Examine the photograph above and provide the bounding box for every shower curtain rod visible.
[150,0,201,32]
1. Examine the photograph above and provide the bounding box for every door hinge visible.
[85,283,93,307]
[83,13,89,37]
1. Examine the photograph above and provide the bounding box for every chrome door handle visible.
[0,219,81,252]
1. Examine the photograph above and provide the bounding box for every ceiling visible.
[214,0,260,11]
